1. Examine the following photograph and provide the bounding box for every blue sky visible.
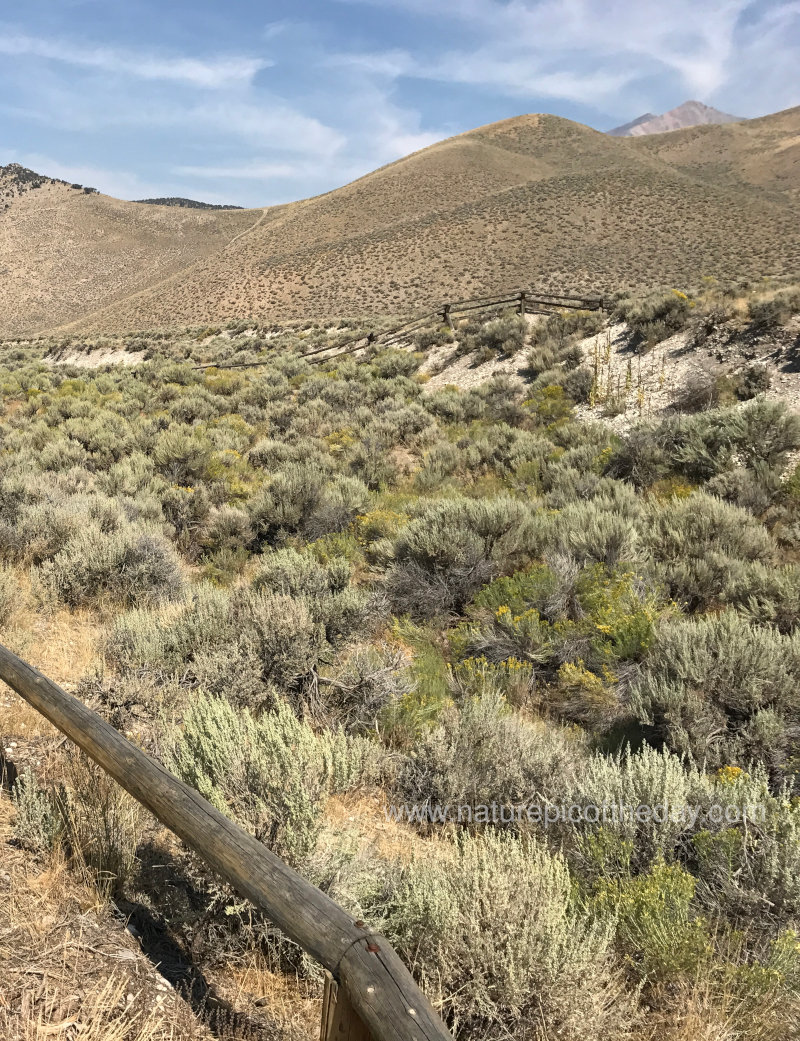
[1,0,798,207]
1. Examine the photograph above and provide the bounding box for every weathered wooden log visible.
[0,642,452,1041]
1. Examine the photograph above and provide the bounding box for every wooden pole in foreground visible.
[0,642,453,1041]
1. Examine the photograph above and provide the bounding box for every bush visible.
[748,289,800,331]
[388,497,542,618]
[549,500,641,569]
[58,756,144,896]
[736,363,772,399]
[397,688,579,817]
[562,366,594,403]
[232,590,326,690]
[644,492,775,610]
[383,831,635,1040]
[248,468,369,546]
[608,401,800,491]
[12,770,61,853]
[592,861,710,981]
[168,694,382,865]
[617,289,693,346]
[319,643,414,733]
[414,326,454,351]
[630,611,800,772]
[676,368,726,412]
[152,425,212,484]
[35,524,183,608]
[252,547,351,598]
[13,760,142,896]
[462,315,527,356]
[455,562,662,722]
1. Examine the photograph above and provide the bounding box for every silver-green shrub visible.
[35,523,183,608]
[630,611,800,769]
[168,693,383,865]
[384,830,635,1040]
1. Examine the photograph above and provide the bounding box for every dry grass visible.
[645,976,800,1041]
[0,797,210,1041]
[1,576,103,748]
[324,791,431,865]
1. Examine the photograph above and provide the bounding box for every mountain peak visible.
[609,100,743,137]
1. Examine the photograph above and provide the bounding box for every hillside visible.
[0,165,257,337]
[2,107,800,336]
[628,105,800,201]
[3,284,800,1040]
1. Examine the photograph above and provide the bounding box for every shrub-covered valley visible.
[3,282,800,1040]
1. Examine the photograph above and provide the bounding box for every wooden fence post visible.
[518,291,527,317]
[321,975,373,1041]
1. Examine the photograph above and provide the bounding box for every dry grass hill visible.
[2,106,799,337]
[0,167,256,337]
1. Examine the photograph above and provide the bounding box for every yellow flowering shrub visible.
[593,861,711,981]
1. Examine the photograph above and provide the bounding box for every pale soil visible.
[45,346,142,368]
[410,315,800,441]
[418,339,525,391]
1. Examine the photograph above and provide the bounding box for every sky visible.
[1,0,798,208]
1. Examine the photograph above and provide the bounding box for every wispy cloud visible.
[174,160,307,180]
[335,0,798,113]
[0,32,268,88]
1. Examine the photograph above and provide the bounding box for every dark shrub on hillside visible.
[562,367,594,404]
[736,363,772,400]
[748,289,800,331]
[616,290,693,346]
[676,368,723,412]
[462,315,527,356]
[414,327,453,351]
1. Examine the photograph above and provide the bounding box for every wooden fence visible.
[195,287,604,370]
[0,642,453,1041]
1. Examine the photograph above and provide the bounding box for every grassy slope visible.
[0,173,258,338]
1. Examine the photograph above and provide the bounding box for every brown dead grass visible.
[0,796,210,1041]
[324,792,431,864]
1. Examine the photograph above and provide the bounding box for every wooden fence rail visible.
[193,286,604,371]
[0,642,453,1041]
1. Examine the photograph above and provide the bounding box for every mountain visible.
[610,101,743,137]
[607,112,657,137]
[1,106,799,338]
